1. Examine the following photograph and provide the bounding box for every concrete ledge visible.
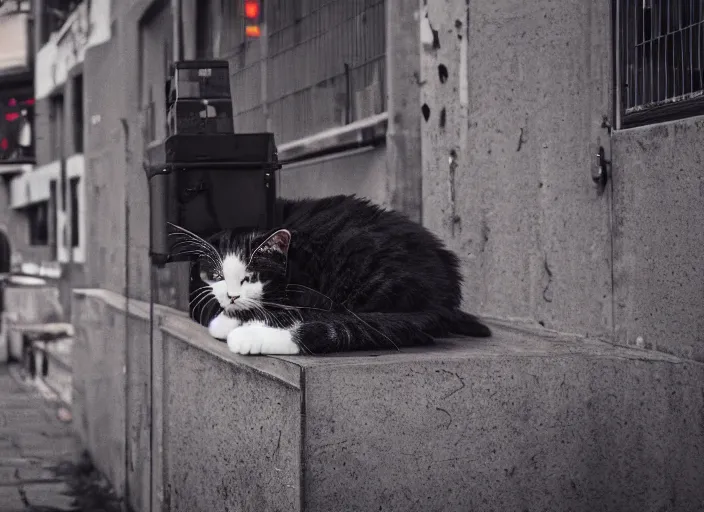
[72,288,704,512]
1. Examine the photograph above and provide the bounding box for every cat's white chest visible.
[226,322,301,355]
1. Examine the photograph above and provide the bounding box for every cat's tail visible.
[443,310,492,338]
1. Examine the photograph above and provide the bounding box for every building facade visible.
[53,0,704,510]
[0,0,38,274]
[0,0,112,313]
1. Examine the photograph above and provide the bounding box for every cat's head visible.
[198,228,292,314]
[170,224,292,317]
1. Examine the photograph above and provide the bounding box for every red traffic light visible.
[244,1,260,19]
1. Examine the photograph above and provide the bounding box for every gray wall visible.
[612,118,704,361]
[83,39,127,293]
[420,0,613,337]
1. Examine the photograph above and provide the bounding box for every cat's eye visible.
[199,270,220,282]
[240,276,250,285]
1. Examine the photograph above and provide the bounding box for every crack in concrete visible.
[438,370,466,399]
[516,127,526,151]
[542,256,553,303]
[435,407,452,430]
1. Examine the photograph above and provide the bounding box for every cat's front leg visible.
[208,312,242,340]
[227,321,301,355]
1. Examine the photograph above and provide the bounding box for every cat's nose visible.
[227,293,240,302]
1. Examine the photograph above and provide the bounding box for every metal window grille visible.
[618,0,704,125]
[226,0,386,143]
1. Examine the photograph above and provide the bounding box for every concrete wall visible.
[83,39,127,292]
[420,0,613,337]
[612,118,704,361]
[72,289,704,512]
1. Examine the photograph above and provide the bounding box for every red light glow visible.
[0,138,7,150]
[244,1,260,19]
[245,25,261,37]
[5,112,19,122]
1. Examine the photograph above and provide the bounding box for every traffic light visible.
[244,0,261,38]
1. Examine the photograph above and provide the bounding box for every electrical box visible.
[143,60,281,267]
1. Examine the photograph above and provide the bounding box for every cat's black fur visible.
[189,195,490,354]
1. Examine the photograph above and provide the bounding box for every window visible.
[49,93,65,161]
[72,74,84,154]
[69,177,80,248]
[40,0,80,45]
[27,201,49,246]
[224,0,387,142]
[617,0,704,127]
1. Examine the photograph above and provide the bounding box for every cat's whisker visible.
[198,297,219,326]
[189,284,211,295]
[189,289,212,306]
[192,291,217,315]
[167,224,223,268]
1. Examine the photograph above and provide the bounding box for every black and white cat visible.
[177,195,490,355]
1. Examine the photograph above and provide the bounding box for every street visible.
[0,365,119,512]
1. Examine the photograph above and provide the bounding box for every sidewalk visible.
[0,364,120,512]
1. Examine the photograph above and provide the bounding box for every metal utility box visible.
[143,60,280,267]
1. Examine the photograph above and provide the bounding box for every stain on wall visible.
[420,0,613,337]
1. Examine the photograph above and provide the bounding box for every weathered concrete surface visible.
[83,39,127,295]
[125,310,151,512]
[612,118,704,362]
[299,332,704,511]
[385,0,422,222]
[160,322,302,512]
[279,146,391,208]
[72,289,704,512]
[420,0,613,337]
[71,291,127,497]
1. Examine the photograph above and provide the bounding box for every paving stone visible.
[15,433,78,460]
[0,445,21,458]
[17,465,63,483]
[0,365,120,511]
[23,482,77,510]
[0,465,18,483]
[0,457,43,467]
[0,486,26,511]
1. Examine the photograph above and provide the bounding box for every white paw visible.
[208,313,242,340]
[226,323,301,355]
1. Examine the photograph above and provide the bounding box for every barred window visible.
[618,0,704,126]
[223,0,386,143]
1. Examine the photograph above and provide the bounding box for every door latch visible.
[593,146,610,187]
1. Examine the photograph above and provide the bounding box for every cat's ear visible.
[253,229,291,257]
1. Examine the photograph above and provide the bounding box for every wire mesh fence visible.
[227,0,386,143]
[620,0,704,114]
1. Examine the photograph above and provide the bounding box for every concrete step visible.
[71,289,704,512]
